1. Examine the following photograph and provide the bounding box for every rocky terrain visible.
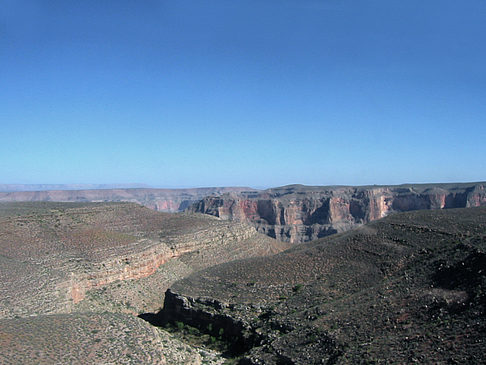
[189,182,486,243]
[152,206,486,364]
[4,182,484,244]
[0,312,208,365]
[2,198,485,364]
[0,202,287,363]
[0,186,252,212]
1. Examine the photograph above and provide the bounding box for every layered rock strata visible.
[154,207,486,364]
[67,222,257,305]
[0,201,287,364]
[189,182,486,243]
[0,202,276,318]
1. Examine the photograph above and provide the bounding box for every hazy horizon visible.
[1,180,486,193]
[2,0,485,187]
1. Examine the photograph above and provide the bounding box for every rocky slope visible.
[0,186,253,212]
[0,202,287,363]
[0,202,286,318]
[153,207,486,364]
[0,312,211,365]
[189,182,486,243]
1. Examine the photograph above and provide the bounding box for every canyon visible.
[3,182,485,245]
[0,202,286,318]
[189,182,486,243]
[0,202,287,364]
[1,196,485,363]
[152,206,486,364]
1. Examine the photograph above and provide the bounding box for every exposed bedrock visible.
[149,289,342,363]
[0,202,278,319]
[150,289,263,356]
[189,182,486,243]
[66,222,257,306]
[150,207,486,364]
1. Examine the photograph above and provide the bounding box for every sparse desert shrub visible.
[187,326,200,336]
[292,284,303,292]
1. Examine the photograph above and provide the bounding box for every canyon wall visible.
[67,222,257,305]
[189,182,486,243]
[0,202,282,319]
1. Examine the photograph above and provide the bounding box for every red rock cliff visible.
[189,183,486,243]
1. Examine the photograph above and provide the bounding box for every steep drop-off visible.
[189,182,486,243]
[156,207,486,364]
[0,201,288,364]
[0,202,285,318]
[67,221,257,305]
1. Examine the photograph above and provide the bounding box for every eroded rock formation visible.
[152,207,486,364]
[189,182,486,243]
[66,222,257,304]
[0,202,284,319]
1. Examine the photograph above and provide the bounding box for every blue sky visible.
[1,0,485,188]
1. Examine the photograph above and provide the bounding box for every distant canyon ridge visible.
[1,182,485,243]
[0,187,251,212]
[189,183,486,242]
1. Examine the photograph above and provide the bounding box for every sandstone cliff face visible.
[189,183,486,243]
[67,222,257,305]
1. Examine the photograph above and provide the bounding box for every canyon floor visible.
[0,202,485,364]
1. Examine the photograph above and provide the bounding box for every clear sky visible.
[1,0,485,188]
